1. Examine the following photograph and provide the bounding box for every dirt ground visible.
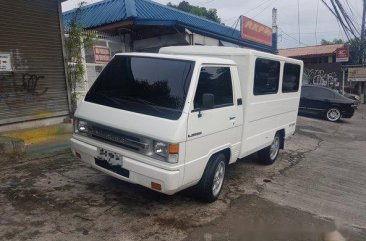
[1,107,366,241]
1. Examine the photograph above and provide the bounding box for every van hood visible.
[75,101,188,143]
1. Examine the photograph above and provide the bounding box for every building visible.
[62,0,277,53]
[279,44,344,90]
[0,0,70,132]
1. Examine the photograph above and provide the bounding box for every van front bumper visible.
[70,137,182,195]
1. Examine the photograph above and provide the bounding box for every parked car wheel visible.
[258,133,281,165]
[197,153,226,202]
[326,107,341,122]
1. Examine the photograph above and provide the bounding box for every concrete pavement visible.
[0,106,365,240]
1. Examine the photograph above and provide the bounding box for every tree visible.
[64,2,96,115]
[167,1,221,23]
[320,38,345,45]
[345,38,365,64]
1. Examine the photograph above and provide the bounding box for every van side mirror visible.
[202,93,214,109]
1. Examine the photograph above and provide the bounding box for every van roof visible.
[114,52,236,65]
[160,46,303,65]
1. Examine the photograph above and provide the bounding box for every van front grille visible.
[88,124,149,152]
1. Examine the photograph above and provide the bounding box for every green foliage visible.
[345,38,362,64]
[64,2,96,115]
[320,38,345,45]
[167,1,221,23]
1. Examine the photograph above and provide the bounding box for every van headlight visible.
[153,141,179,163]
[74,119,89,134]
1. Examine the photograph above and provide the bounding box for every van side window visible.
[194,67,233,109]
[283,63,301,92]
[253,58,280,95]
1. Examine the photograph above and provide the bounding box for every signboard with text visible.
[241,16,272,46]
[0,53,12,72]
[93,46,111,64]
[336,47,349,62]
[348,67,366,82]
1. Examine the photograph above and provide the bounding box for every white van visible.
[71,46,303,202]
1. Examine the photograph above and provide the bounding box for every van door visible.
[184,65,243,184]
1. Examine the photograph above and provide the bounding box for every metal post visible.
[342,69,345,94]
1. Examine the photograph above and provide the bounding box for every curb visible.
[0,136,25,155]
[1,123,73,146]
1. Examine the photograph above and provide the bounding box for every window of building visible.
[253,58,280,95]
[282,63,301,93]
[194,67,233,109]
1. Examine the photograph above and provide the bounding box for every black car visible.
[299,85,356,122]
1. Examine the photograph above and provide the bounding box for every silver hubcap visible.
[270,136,280,160]
[212,161,225,197]
[327,108,341,121]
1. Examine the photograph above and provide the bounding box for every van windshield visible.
[85,56,195,120]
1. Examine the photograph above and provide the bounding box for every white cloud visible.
[62,0,363,48]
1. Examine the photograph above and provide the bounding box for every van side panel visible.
[238,56,302,158]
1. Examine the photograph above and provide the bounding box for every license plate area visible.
[95,149,129,178]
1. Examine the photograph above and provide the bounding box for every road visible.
[0,106,365,241]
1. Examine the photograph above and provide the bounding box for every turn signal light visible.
[151,182,162,191]
[168,144,179,154]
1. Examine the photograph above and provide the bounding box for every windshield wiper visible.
[118,96,165,115]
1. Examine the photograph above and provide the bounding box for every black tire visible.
[258,133,281,165]
[196,153,227,203]
[326,107,341,122]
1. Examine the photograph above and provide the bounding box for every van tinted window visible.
[194,67,233,109]
[254,58,280,95]
[283,63,301,92]
[85,56,194,120]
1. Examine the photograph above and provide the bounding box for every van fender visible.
[183,143,238,186]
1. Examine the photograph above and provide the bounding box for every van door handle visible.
[229,116,236,120]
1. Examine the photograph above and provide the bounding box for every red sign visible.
[336,47,349,62]
[93,46,111,64]
[241,16,272,46]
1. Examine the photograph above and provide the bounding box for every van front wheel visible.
[196,153,227,202]
[258,133,281,165]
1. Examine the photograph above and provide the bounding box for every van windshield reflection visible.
[85,56,195,120]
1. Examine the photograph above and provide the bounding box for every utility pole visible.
[360,0,366,64]
[272,8,278,51]
[361,0,366,100]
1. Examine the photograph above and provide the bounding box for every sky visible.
[62,0,363,49]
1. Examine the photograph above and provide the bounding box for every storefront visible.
[0,0,69,130]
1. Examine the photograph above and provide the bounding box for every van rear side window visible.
[282,63,301,93]
[253,58,280,95]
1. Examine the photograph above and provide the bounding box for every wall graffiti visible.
[304,68,339,88]
[21,74,48,96]
[0,73,48,108]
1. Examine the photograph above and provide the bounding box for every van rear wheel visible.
[258,133,281,165]
[196,153,226,202]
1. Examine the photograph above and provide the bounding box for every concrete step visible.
[0,136,25,155]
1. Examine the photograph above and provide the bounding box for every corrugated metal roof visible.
[63,0,276,53]
[63,0,130,29]
[279,44,344,57]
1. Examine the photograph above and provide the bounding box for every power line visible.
[342,0,361,27]
[278,26,308,46]
[243,0,272,15]
[297,0,301,45]
[199,0,217,6]
[315,0,320,44]
[252,0,278,18]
